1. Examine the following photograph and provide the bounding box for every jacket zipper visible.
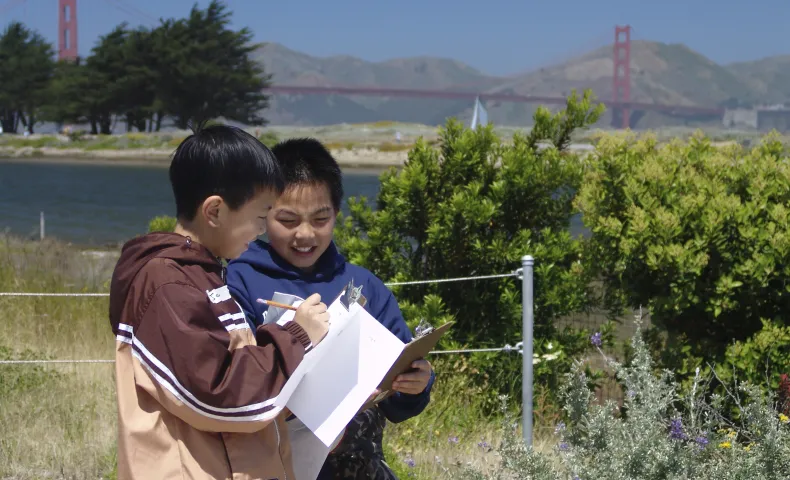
[274,420,287,480]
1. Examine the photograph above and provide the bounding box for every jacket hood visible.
[109,232,220,332]
[231,240,346,281]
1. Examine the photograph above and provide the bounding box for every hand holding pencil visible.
[258,294,329,346]
[257,298,299,311]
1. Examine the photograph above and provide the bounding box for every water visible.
[0,160,382,246]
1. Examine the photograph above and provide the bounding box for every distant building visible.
[723,106,790,132]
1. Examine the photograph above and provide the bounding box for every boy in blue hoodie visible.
[226,138,435,480]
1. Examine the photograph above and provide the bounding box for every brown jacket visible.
[109,233,311,480]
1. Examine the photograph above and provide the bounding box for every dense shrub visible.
[147,215,176,233]
[713,320,790,400]
[577,132,790,361]
[256,130,279,148]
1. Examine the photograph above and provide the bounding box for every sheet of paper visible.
[274,294,360,409]
[283,302,406,446]
[286,417,342,480]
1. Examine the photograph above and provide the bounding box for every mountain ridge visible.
[257,41,790,127]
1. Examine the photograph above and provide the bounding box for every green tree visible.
[155,0,271,129]
[336,90,605,402]
[42,58,93,129]
[0,22,55,134]
[120,27,163,132]
[44,26,134,134]
[84,24,135,134]
[576,132,790,361]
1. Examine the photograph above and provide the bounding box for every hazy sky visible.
[4,0,789,76]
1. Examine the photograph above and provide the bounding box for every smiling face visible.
[266,182,337,271]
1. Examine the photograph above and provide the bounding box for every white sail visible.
[470,96,489,130]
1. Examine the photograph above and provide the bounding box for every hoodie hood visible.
[231,240,346,282]
[109,232,220,333]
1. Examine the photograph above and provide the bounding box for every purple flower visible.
[627,389,636,399]
[405,457,416,468]
[448,435,459,444]
[558,442,570,451]
[478,440,491,450]
[554,422,566,434]
[695,435,709,449]
[590,332,602,347]
[669,418,687,440]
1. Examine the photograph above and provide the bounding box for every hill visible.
[727,55,790,106]
[257,41,788,128]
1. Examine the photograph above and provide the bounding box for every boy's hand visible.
[392,359,432,395]
[293,293,329,346]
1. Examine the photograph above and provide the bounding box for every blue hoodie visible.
[226,239,434,423]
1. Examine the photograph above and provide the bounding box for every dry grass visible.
[0,237,118,479]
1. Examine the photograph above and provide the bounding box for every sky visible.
[2,0,789,76]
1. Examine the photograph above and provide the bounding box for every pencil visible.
[256,298,298,311]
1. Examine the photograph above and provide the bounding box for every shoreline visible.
[0,146,406,171]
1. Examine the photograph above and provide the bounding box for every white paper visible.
[273,293,364,412]
[279,300,406,446]
[264,288,407,447]
[286,416,343,480]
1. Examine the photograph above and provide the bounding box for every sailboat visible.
[470,96,489,130]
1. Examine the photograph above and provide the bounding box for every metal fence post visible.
[522,255,534,447]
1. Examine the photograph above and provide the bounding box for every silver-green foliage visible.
[461,312,790,479]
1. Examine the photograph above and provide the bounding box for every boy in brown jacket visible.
[108,125,330,480]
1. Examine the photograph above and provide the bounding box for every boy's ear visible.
[201,195,223,228]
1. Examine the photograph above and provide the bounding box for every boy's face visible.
[267,182,337,271]
[212,188,277,260]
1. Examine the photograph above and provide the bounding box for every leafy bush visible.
[147,215,176,233]
[460,315,790,479]
[577,132,790,361]
[714,320,790,397]
[335,90,606,405]
[256,130,279,148]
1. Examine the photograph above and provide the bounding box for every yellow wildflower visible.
[779,414,789,424]
[719,441,732,449]
[727,430,737,439]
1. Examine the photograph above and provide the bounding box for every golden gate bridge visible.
[1,0,728,128]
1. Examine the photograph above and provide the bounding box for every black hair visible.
[271,138,343,211]
[169,124,284,221]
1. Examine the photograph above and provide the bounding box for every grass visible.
[0,235,530,479]
[0,237,117,479]
[0,133,183,152]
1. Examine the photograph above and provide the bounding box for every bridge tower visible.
[58,0,78,61]
[612,25,631,129]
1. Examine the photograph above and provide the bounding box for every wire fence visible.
[0,270,527,364]
[0,268,628,405]
[0,271,521,297]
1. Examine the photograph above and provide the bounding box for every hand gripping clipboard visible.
[359,321,453,412]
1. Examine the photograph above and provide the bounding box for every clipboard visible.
[358,321,453,412]
[379,321,453,391]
